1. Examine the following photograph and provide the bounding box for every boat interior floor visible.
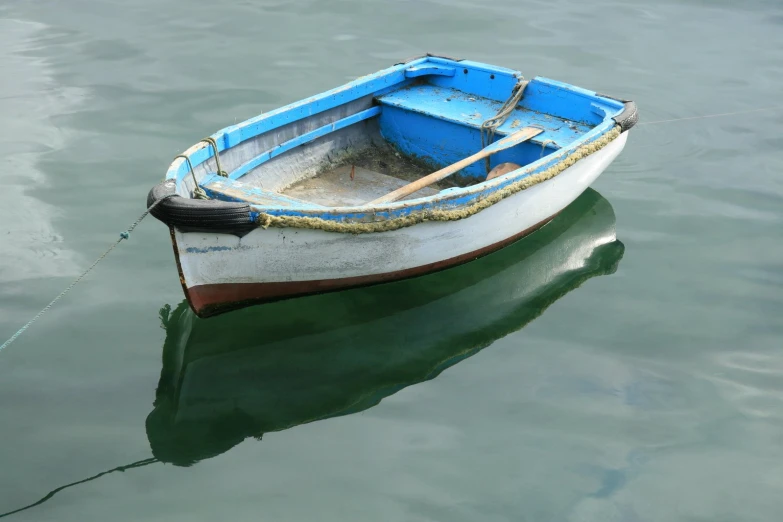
[282,165,439,207]
[280,142,461,207]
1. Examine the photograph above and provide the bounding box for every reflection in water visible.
[0,459,157,519]
[0,18,82,283]
[0,189,623,518]
[147,188,625,466]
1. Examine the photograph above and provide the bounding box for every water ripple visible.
[0,18,82,282]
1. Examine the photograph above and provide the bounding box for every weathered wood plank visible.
[282,166,439,207]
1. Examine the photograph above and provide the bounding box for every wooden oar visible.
[365,126,543,205]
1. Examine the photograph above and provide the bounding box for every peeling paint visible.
[185,246,234,254]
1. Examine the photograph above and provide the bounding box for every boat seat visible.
[376,84,592,149]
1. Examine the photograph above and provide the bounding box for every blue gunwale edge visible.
[165,56,532,184]
[164,56,627,221]
[227,106,381,180]
[165,58,429,184]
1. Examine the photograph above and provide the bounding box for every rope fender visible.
[257,125,623,234]
[149,122,629,236]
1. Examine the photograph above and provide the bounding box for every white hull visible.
[171,132,628,316]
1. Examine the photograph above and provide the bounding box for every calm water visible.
[1,0,782,520]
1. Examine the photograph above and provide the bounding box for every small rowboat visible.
[147,54,637,317]
[148,189,624,465]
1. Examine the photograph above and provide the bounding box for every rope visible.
[0,196,173,354]
[200,136,228,177]
[0,458,158,519]
[257,126,621,234]
[639,105,783,126]
[539,139,557,158]
[480,77,529,173]
[173,154,209,200]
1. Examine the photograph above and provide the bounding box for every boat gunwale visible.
[160,56,630,221]
[250,121,619,222]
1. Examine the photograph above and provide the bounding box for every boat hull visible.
[171,132,628,317]
[148,188,624,465]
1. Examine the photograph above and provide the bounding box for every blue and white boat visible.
[147,54,637,317]
[147,189,624,465]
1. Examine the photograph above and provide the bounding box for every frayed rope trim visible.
[256,126,621,234]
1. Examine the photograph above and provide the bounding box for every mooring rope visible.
[480,77,529,173]
[0,196,173,354]
[638,105,783,126]
[0,458,158,519]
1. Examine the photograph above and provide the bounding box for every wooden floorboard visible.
[281,165,439,207]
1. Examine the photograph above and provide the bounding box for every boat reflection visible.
[146,188,625,466]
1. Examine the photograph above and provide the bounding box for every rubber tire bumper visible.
[612,101,639,132]
[146,179,257,236]
[596,93,639,132]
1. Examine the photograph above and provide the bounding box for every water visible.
[1,0,782,520]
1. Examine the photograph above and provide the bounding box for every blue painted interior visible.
[404,65,456,78]
[374,82,597,179]
[167,60,423,183]
[377,106,551,179]
[227,106,381,180]
[166,56,626,215]
[427,59,522,102]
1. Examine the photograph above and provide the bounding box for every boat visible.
[0,191,623,518]
[147,54,637,317]
[146,189,624,466]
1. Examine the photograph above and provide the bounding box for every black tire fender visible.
[596,93,639,132]
[146,179,257,236]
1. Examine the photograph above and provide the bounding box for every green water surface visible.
[1,0,782,520]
